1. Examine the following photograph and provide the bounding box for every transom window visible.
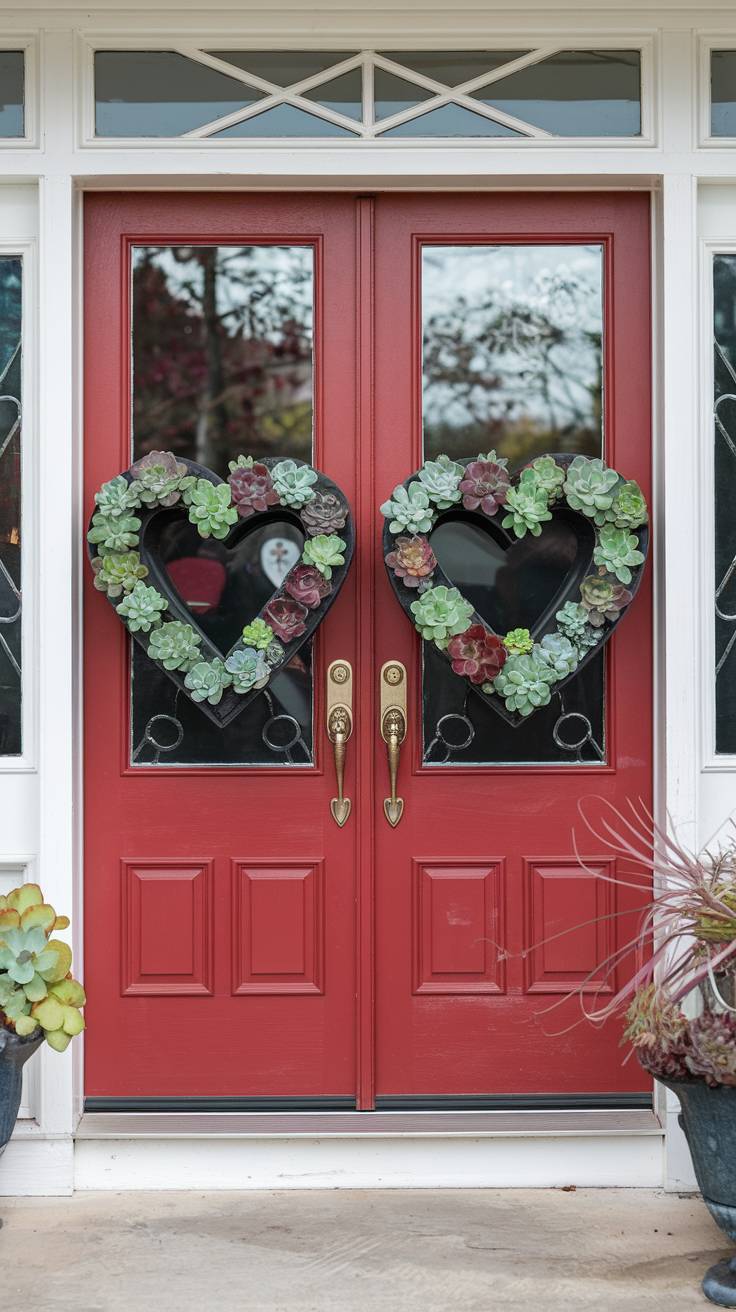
[93,47,642,141]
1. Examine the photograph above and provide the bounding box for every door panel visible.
[84,194,358,1100]
[372,194,651,1099]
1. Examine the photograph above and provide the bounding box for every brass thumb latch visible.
[326,660,353,827]
[380,661,407,828]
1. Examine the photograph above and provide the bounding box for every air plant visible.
[527,796,736,1087]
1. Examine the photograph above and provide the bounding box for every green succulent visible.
[115,581,168,633]
[94,475,141,517]
[607,479,648,530]
[228,455,255,473]
[184,658,232,705]
[555,601,602,655]
[130,450,189,507]
[493,649,557,717]
[87,512,141,556]
[563,456,619,524]
[265,641,285,667]
[580,571,633,625]
[91,551,148,598]
[593,526,645,585]
[183,479,238,540]
[410,585,474,647]
[0,883,84,1053]
[380,482,435,535]
[301,534,346,580]
[270,459,318,508]
[537,632,579,680]
[225,647,271,693]
[503,627,534,656]
[417,455,464,509]
[501,474,553,539]
[477,449,509,469]
[241,618,276,650]
[527,455,566,500]
[147,621,202,672]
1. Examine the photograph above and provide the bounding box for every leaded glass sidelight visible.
[713,255,736,753]
[129,245,315,767]
[0,257,22,756]
[420,244,606,766]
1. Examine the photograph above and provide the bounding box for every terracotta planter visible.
[0,1027,44,1156]
[664,1079,736,1307]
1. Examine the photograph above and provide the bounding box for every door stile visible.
[354,196,377,1109]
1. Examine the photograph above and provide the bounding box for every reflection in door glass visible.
[130,245,315,767]
[421,244,606,766]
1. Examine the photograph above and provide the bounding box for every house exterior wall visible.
[0,0,733,1194]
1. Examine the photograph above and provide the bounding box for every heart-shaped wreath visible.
[381,452,649,725]
[87,451,354,727]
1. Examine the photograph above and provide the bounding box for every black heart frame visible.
[382,452,649,727]
[88,456,354,727]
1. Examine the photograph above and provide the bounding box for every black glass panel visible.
[712,52,736,137]
[380,103,521,138]
[373,70,435,120]
[713,255,736,752]
[130,244,314,768]
[303,69,363,120]
[472,50,641,137]
[0,52,24,137]
[207,51,357,86]
[0,257,22,756]
[214,104,358,137]
[421,245,605,766]
[94,51,264,137]
[378,51,529,87]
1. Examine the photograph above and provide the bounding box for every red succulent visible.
[384,534,437,588]
[284,563,331,610]
[228,463,279,518]
[447,624,507,685]
[263,596,309,643]
[459,460,510,516]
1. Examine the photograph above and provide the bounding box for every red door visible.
[84,192,651,1108]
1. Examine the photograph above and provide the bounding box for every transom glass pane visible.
[471,50,641,137]
[207,51,357,86]
[130,245,315,768]
[378,51,529,86]
[94,51,264,137]
[421,244,605,766]
[711,52,736,137]
[381,105,521,138]
[713,255,736,752]
[0,257,22,755]
[0,52,24,137]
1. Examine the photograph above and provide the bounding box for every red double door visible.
[84,192,651,1109]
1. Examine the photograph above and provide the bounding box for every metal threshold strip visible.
[77,1108,663,1140]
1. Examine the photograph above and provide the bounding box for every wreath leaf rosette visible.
[87,452,354,727]
[381,452,649,725]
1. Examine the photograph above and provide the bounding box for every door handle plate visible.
[326,660,353,827]
[380,661,407,827]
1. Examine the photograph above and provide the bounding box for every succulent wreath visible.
[87,451,354,726]
[381,451,649,724]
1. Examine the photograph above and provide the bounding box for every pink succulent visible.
[459,460,511,516]
[384,535,437,588]
[284,564,331,610]
[228,463,279,518]
[446,624,507,685]
[263,596,309,643]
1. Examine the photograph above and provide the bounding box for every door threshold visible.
[76,1107,663,1140]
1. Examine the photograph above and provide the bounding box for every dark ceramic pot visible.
[0,1026,44,1156]
[663,1079,736,1308]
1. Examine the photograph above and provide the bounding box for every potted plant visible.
[548,800,736,1308]
[0,882,85,1155]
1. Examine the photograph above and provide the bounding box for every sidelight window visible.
[0,256,22,756]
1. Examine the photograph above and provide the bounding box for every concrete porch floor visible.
[0,1188,727,1310]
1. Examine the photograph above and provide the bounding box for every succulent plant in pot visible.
[0,883,84,1155]
[538,800,736,1307]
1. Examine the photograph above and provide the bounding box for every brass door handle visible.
[326,660,353,827]
[380,661,407,827]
